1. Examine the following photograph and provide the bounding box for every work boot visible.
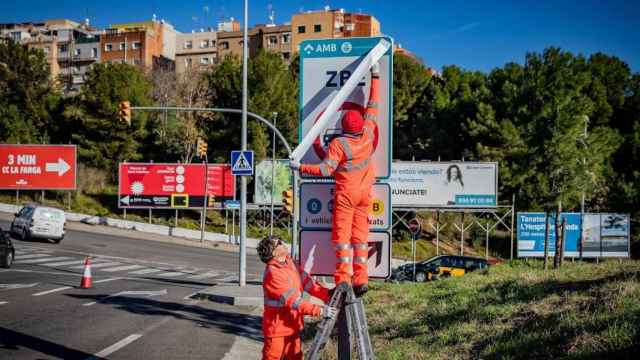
[353,284,369,297]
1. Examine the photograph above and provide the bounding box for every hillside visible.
[307,259,640,359]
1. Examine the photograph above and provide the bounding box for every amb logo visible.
[304,43,338,55]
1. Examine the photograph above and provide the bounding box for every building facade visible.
[101,19,176,69]
[175,30,217,73]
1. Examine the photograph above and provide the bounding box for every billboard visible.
[206,164,235,200]
[253,160,291,205]
[0,144,77,190]
[517,212,630,258]
[299,37,393,179]
[387,162,498,208]
[299,230,391,278]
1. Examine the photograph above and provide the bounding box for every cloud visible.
[453,22,481,34]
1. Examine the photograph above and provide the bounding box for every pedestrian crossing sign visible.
[231,150,254,176]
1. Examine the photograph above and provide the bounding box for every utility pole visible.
[270,113,277,236]
[239,0,249,287]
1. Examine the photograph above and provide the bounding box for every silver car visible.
[11,204,66,243]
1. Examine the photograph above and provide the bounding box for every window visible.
[91,48,98,58]
[282,52,290,60]
[220,41,229,49]
[200,40,209,48]
[43,46,50,54]
[184,40,193,49]
[200,57,210,65]
[58,44,68,53]
[267,36,277,48]
[105,43,113,52]
[119,42,126,51]
[74,48,81,56]
[132,41,141,49]
[133,59,141,65]
[345,23,354,31]
[314,24,322,32]
[185,58,192,67]
[297,25,306,34]
[281,33,290,44]
[211,40,216,46]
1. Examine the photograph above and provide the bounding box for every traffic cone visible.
[80,257,92,289]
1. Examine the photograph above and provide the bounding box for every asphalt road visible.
[0,219,264,359]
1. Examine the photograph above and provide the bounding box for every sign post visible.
[408,216,422,281]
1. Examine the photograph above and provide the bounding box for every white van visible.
[10,204,66,243]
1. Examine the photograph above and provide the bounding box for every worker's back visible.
[330,120,376,193]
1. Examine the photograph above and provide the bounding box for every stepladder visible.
[307,283,375,360]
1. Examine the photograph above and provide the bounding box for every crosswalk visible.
[11,248,244,283]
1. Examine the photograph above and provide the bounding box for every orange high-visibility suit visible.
[262,254,330,360]
[299,72,380,287]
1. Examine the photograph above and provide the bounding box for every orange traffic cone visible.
[80,257,92,289]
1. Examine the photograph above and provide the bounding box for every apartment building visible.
[291,7,381,52]
[101,19,176,69]
[175,30,217,73]
[258,24,293,62]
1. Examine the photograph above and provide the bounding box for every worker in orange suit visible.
[290,62,381,297]
[258,236,338,360]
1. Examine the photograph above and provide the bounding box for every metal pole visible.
[543,211,550,270]
[270,114,277,236]
[148,208,152,224]
[68,191,71,211]
[201,158,208,245]
[510,193,515,260]
[232,176,237,244]
[175,209,178,228]
[239,0,249,287]
[16,190,18,205]
[485,221,489,260]
[412,234,416,280]
[292,171,299,260]
[460,213,465,256]
[436,212,440,256]
[124,208,127,220]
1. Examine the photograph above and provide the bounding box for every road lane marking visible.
[0,301,7,305]
[188,270,222,279]
[83,289,167,307]
[0,283,39,290]
[32,286,73,296]
[129,268,164,275]
[155,271,185,277]
[88,334,143,359]
[14,254,51,260]
[220,275,237,282]
[93,278,121,284]
[101,265,145,273]
[41,260,87,267]
[70,261,121,269]
[17,257,72,264]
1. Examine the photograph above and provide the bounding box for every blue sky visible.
[2,0,639,73]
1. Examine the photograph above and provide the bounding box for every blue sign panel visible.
[230,151,254,176]
[517,212,582,257]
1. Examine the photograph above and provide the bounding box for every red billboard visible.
[119,163,235,209]
[0,144,77,190]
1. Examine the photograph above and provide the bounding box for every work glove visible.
[289,159,301,171]
[370,62,380,77]
[321,305,339,320]
[303,245,316,274]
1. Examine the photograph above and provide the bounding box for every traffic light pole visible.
[240,0,249,287]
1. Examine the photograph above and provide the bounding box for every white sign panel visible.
[300,182,391,231]
[388,162,498,208]
[299,37,393,179]
[299,231,391,278]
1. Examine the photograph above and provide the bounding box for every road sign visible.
[224,200,241,209]
[408,218,422,238]
[0,144,77,190]
[299,231,391,278]
[207,164,235,199]
[119,163,207,209]
[231,150,254,176]
[299,36,393,179]
[299,183,391,231]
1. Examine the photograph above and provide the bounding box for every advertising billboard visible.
[517,212,630,258]
[0,144,77,190]
[253,160,291,205]
[299,37,393,179]
[206,164,235,200]
[387,162,498,208]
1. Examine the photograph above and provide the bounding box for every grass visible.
[305,259,640,359]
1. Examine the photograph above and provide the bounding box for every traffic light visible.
[282,188,294,215]
[196,138,208,158]
[118,101,131,126]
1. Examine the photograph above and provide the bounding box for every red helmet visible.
[341,110,364,134]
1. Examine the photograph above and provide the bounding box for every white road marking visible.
[83,302,96,306]
[128,268,163,275]
[188,270,222,279]
[32,286,73,296]
[220,275,237,282]
[83,289,167,307]
[18,256,72,264]
[0,283,39,290]
[0,301,7,305]
[156,271,185,277]
[89,334,143,359]
[70,261,121,269]
[41,260,86,267]
[14,253,51,260]
[101,264,145,273]
[93,278,121,284]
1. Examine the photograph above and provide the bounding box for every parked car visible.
[1,227,15,268]
[10,204,65,243]
[391,255,489,282]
